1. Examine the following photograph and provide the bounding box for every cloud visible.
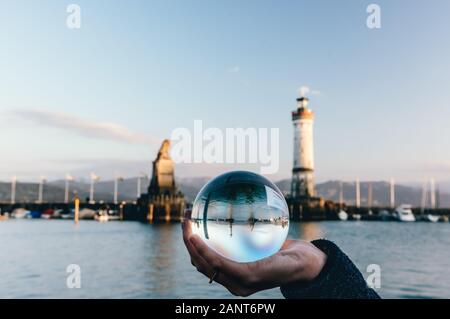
[228,66,240,73]
[8,109,159,146]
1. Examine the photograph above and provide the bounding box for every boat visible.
[378,209,394,221]
[107,209,121,221]
[41,208,54,219]
[108,214,120,221]
[53,209,63,219]
[417,179,439,222]
[95,210,109,222]
[28,211,42,219]
[79,208,96,220]
[337,210,348,221]
[0,208,10,220]
[425,214,439,222]
[60,209,75,220]
[416,213,440,222]
[337,182,348,221]
[393,205,415,222]
[351,214,362,221]
[11,208,30,219]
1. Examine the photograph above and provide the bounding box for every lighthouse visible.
[291,96,315,198]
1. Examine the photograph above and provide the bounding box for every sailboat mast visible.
[355,178,360,208]
[430,178,436,210]
[421,180,427,214]
[390,178,395,209]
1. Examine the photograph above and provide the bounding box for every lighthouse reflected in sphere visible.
[189,171,289,263]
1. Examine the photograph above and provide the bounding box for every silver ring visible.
[209,270,219,284]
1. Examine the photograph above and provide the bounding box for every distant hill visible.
[275,179,450,208]
[1,178,449,207]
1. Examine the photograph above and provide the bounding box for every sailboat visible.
[366,183,373,216]
[418,179,439,222]
[350,179,362,221]
[337,181,348,221]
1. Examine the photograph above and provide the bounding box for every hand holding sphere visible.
[182,215,327,297]
[182,171,327,296]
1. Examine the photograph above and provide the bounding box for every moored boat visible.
[378,210,394,221]
[12,208,30,219]
[393,205,415,222]
[337,210,348,221]
[95,210,109,222]
[79,208,96,220]
[41,208,54,219]
[28,211,42,219]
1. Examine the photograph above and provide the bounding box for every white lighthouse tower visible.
[291,96,315,198]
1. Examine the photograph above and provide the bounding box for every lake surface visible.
[1,219,449,299]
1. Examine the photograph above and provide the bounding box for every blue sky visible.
[1,0,450,184]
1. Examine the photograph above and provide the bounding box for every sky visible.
[1,0,450,184]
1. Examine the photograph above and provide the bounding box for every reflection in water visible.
[148,224,175,296]
[1,220,449,298]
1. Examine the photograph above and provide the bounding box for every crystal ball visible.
[189,171,289,263]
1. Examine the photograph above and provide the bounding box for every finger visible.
[190,234,303,288]
[183,230,206,267]
[186,240,215,278]
[182,220,213,274]
[187,235,259,296]
[183,208,192,221]
[182,222,205,266]
[181,218,193,244]
[182,221,250,291]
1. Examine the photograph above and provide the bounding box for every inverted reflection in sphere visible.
[189,171,289,263]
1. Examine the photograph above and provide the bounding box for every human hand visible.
[182,217,327,297]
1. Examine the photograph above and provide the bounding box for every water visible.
[1,219,449,299]
[191,171,289,263]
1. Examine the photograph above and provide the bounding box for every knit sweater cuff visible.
[280,239,380,299]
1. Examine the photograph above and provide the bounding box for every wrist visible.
[304,245,327,282]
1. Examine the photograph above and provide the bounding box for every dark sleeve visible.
[280,239,381,299]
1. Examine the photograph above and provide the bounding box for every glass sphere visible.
[189,171,289,263]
